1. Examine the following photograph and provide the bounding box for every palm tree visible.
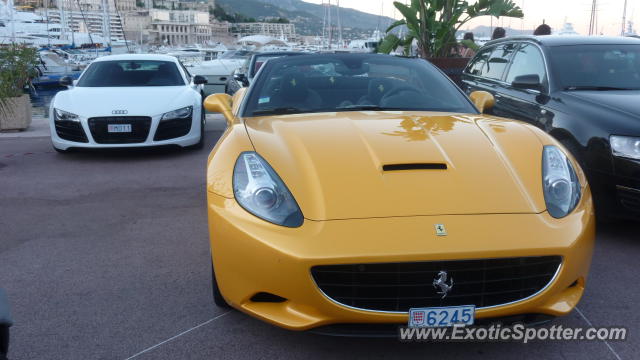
[378,0,523,58]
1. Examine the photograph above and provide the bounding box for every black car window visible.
[77,60,185,87]
[549,44,640,90]
[465,47,492,76]
[484,44,517,80]
[505,44,546,84]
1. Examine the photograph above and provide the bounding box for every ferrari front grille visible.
[311,256,562,313]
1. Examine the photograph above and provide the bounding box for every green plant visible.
[378,0,523,58]
[0,44,38,115]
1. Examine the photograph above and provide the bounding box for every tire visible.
[0,326,8,360]
[188,106,205,150]
[211,261,230,308]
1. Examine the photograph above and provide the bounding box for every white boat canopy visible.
[237,35,286,47]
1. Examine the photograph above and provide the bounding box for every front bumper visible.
[587,157,640,219]
[49,111,202,150]
[207,189,595,331]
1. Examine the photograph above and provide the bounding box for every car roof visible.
[92,54,179,63]
[484,35,640,47]
[253,52,308,57]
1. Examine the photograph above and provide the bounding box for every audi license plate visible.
[107,124,132,133]
[408,305,475,328]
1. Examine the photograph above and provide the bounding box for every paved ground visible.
[1,121,639,360]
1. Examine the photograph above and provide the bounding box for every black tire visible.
[188,106,206,150]
[0,325,9,360]
[211,261,230,308]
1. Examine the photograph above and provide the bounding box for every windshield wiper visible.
[335,104,404,111]
[564,86,634,91]
[251,107,305,116]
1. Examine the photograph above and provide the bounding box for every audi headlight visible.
[54,108,79,122]
[610,135,640,160]
[542,145,582,218]
[233,152,303,227]
[161,106,192,121]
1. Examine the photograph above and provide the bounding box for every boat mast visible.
[622,0,627,36]
[8,0,15,43]
[588,0,597,35]
[327,0,332,50]
[102,0,111,48]
[336,0,342,47]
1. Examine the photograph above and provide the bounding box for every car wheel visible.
[0,325,8,360]
[211,261,230,308]
[188,106,206,150]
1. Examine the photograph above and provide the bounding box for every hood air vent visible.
[383,163,447,171]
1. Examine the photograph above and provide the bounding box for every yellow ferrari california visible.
[203,53,594,335]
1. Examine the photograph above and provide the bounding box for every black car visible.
[0,289,11,360]
[226,52,308,95]
[461,35,640,220]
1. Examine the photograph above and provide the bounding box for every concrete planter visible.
[429,57,471,88]
[0,94,32,132]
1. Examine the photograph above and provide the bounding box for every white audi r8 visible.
[49,54,208,152]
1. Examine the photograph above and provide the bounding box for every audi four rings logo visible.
[112,110,128,115]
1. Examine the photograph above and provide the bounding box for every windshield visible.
[550,44,640,90]
[76,60,185,87]
[250,54,302,78]
[243,54,476,117]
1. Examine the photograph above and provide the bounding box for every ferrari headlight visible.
[233,152,303,227]
[542,145,581,218]
[610,135,640,160]
[54,108,79,122]
[161,106,192,121]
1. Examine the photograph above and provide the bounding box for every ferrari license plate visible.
[408,305,475,328]
[107,124,132,133]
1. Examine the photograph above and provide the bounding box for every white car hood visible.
[53,86,196,117]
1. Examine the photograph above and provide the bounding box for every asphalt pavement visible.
[1,122,639,360]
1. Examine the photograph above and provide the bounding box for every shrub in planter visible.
[0,44,39,131]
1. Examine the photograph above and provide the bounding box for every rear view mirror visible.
[59,76,73,87]
[512,74,542,92]
[204,93,233,125]
[193,75,208,85]
[469,91,495,114]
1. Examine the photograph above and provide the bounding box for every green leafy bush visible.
[0,45,39,115]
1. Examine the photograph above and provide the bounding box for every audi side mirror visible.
[193,75,208,85]
[511,74,543,92]
[59,76,73,87]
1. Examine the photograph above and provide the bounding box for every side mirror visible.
[233,73,249,87]
[193,75,208,85]
[511,74,542,92]
[469,91,495,114]
[204,93,233,125]
[59,76,73,87]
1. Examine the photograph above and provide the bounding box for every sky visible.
[303,0,637,36]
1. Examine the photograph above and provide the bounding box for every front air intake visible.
[383,163,447,171]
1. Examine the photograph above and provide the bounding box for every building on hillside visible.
[43,8,124,39]
[230,22,296,41]
[54,0,137,12]
[122,10,152,42]
[148,9,212,45]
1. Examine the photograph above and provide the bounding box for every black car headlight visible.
[542,145,582,218]
[610,135,640,160]
[160,106,192,121]
[233,152,303,227]
[54,108,79,122]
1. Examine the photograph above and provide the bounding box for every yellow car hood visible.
[244,111,546,221]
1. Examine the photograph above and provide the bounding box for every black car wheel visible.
[0,325,9,360]
[211,260,230,308]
